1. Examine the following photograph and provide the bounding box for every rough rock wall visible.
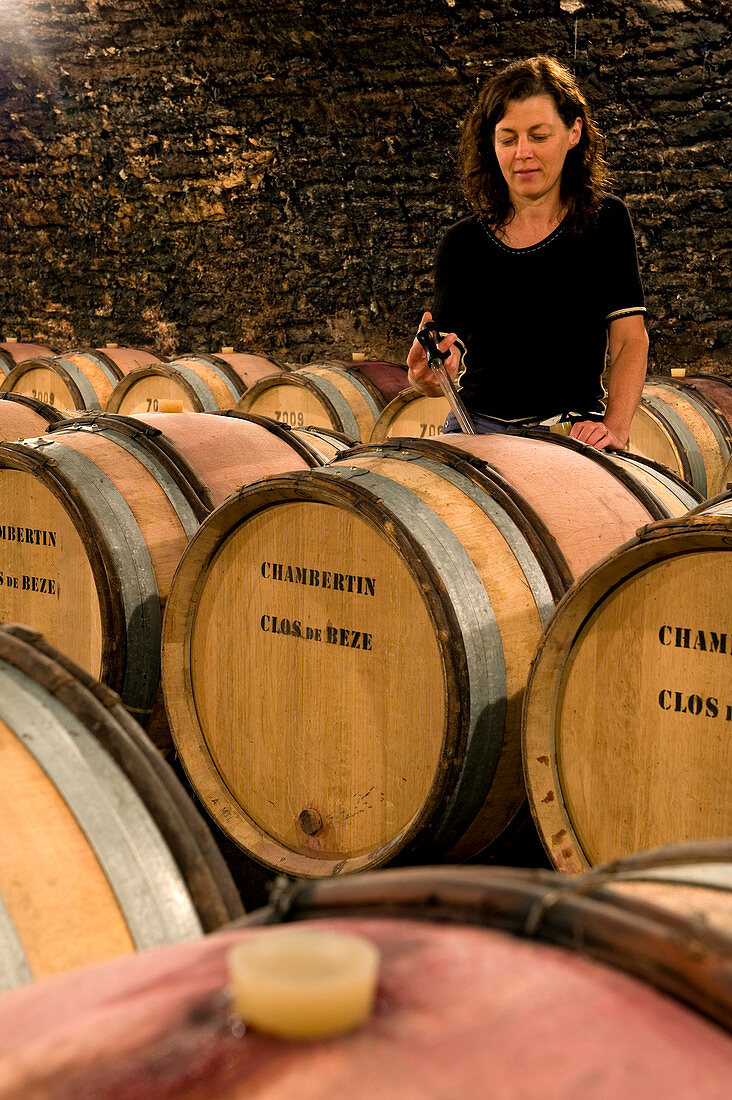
[0,0,729,371]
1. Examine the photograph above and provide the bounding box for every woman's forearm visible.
[603,342,648,443]
[603,316,649,445]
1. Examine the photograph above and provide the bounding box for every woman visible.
[407,55,648,449]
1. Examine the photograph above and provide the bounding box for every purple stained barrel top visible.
[343,359,409,403]
[0,916,729,1099]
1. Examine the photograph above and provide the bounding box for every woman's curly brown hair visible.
[459,56,610,232]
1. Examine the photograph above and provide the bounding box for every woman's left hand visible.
[569,420,626,450]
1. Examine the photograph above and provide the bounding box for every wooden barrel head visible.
[240,376,338,430]
[0,422,207,725]
[108,366,210,414]
[172,494,448,873]
[559,551,731,856]
[371,391,450,441]
[0,469,103,673]
[240,368,382,441]
[0,358,83,413]
[0,624,243,989]
[524,506,732,871]
[0,706,137,979]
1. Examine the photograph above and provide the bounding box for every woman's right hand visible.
[406,311,462,397]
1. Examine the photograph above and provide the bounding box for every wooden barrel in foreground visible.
[523,492,732,873]
[0,623,242,992]
[0,341,56,373]
[370,388,450,440]
[0,393,67,441]
[0,864,729,1098]
[162,432,690,876]
[628,376,732,495]
[521,428,703,517]
[107,352,288,415]
[239,365,385,441]
[0,413,322,736]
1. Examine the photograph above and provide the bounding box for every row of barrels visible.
[0,408,727,873]
[2,338,732,494]
[161,431,730,876]
[0,340,407,420]
[0,413,730,1090]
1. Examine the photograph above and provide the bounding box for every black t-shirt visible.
[431,194,646,422]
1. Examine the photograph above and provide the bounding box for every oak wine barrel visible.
[0,347,165,413]
[628,375,732,496]
[215,409,353,466]
[370,388,450,440]
[322,357,410,403]
[1,355,112,413]
[680,374,732,493]
[0,413,323,737]
[682,373,732,427]
[0,623,242,992]
[94,345,162,372]
[107,352,288,415]
[0,393,67,441]
[590,838,732,936]
[523,492,732,872]
[0,864,729,1097]
[161,432,690,876]
[214,349,290,384]
[521,427,703,517]
[239,365,386,441]
[0,341,56,373]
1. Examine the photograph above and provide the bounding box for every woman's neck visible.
[494,195,567,248]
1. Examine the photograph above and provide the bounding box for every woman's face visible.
[492,94,582,206]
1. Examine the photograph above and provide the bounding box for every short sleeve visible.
[601,197,646,323]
